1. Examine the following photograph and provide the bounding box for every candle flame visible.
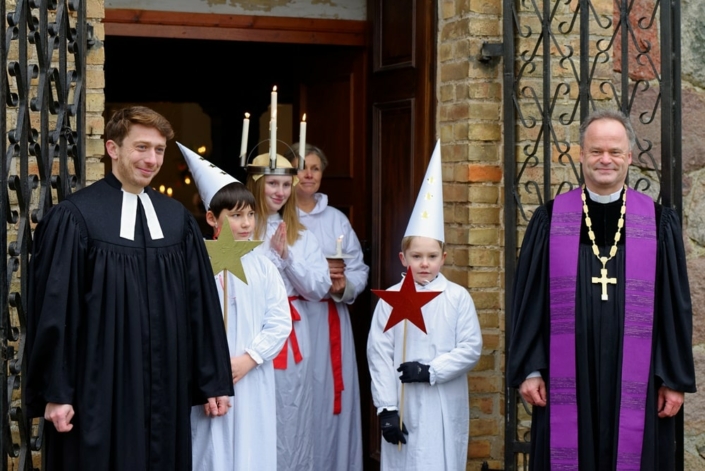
[302,113,307,122]
[245,112,250,118]
[273,86,277,91]
[338,235,344,241]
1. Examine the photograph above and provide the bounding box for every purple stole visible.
[549,187,656,470]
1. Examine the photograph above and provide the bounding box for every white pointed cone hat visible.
[403,140,444,243]
[177,142,238,210]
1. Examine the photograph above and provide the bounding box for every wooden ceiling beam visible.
[104,9,368,46]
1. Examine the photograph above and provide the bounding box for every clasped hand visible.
[327,258,346,294]
[270,222,289,259]
[203,396,231,417]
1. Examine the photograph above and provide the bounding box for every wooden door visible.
[298,45,377,467]
[367,0,437,467]
[299,46,368,239]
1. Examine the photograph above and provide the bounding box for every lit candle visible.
[298,114,307,170]
[269,86,278,168]
[335,234,344,257]
[239,112,250,167]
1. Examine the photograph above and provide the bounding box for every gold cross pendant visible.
[592,267,617,301]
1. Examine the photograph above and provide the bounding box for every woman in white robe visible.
[247,154,332,471]
[286,144,368,471]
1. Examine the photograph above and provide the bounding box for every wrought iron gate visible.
[501,0,683,469]
[2,0,88,469]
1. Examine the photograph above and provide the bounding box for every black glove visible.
[379,409,408,445]
[397,361,430,383]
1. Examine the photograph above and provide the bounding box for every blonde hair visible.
[247,174,305,245]
[401,236,445,253]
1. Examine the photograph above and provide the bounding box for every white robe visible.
[367,273,483,471]
[297,194,369,471]
[190,252,291,471]
[254,213,332,471]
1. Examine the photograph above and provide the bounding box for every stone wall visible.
[680,0,705,467]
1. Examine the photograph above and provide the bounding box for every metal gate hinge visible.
[479,42,504,63]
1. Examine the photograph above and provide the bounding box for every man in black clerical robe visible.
[507,110,696,470]
[24,107,234,471]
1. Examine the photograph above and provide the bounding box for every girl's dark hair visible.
[209,182,256,217]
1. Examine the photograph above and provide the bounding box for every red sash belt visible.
[325,299,344,415]
[273,296,304,369]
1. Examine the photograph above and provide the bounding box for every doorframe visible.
[103,9,377,467]
[104,9,368,46]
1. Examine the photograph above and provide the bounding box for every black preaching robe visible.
[507,189,696,470]
[25,173,234,471]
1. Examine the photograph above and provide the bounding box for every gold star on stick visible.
[205,222,262,284]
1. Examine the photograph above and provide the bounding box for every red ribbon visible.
[326,299,344,415]
[273,296,304,369]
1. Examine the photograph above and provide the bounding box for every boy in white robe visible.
[367,141,483,471]
[180,144,292,471]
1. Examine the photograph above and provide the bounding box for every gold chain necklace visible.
[581,185,626,301]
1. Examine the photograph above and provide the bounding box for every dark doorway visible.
[104,33,378,466]
[105,1,439,463]
[106,38,356,187]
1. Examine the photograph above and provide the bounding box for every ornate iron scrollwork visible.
[3,0,86,468]
[503,0,682,469]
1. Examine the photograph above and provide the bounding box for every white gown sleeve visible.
[367,298,399,414]
[428,289,483,385]
[245,258,292,364]
[336,219,369,304]
[282,230,332,301]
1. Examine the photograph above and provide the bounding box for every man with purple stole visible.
[507,109,696,470]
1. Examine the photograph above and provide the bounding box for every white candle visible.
[269,86,278,168]
[336,235,344,257]
[239,112,250,167]
[298,114,307,170]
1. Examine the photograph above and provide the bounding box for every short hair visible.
[209,182,256,217]
[284,143,329,171]
[578,109,636,151]
[105,106,175,145]
[401,236,445,253]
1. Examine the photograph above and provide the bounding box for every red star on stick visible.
[372,267,442,333]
